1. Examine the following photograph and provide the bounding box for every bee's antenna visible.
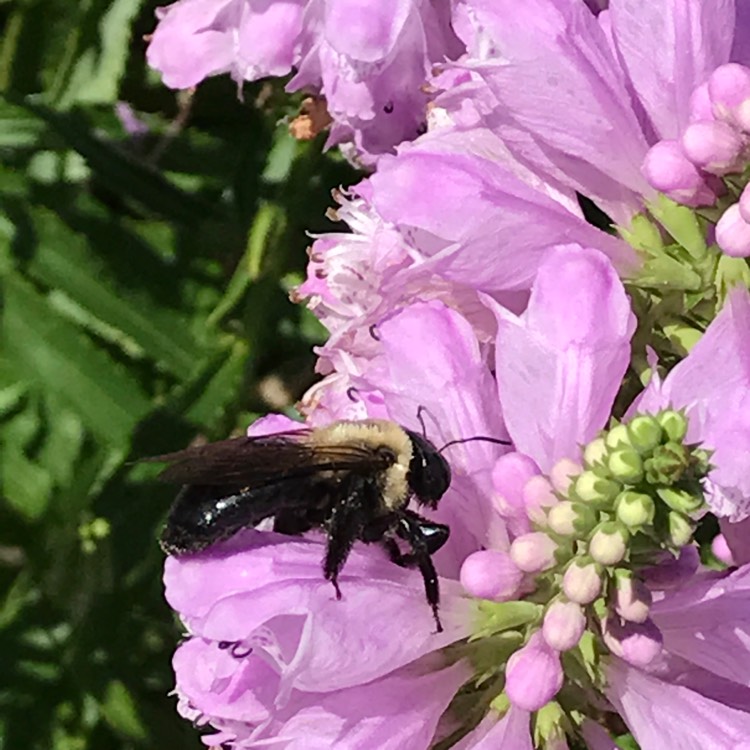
[416,405,429,439]
[439,436,511,453]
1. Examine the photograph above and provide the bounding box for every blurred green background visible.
[0,1,355,747]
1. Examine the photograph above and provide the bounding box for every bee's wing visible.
[147,431,393,488]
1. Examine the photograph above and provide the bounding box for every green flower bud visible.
[615,491,656,529]
[657,487,704,514]
[547,501,598,537]
[605,423,631,450]
[573,471,622,506]
[608,448,644,484]
[658,410,688,442]
[534,702,567,750]
[583,436,608,468]
[668,511,694,547]
[644,442,689,484]
[589,522,630,566]
[627,415,663,454]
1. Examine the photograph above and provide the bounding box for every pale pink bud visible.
[542,601,586,651]
[510,532,558,573]
[549,458,582,493]
[711,533,735,566]
[562,560,603,604]
[505,632,564,711]
[709,63,750,131]
[460,549,524,601]
[602,617,663,667]
[613,571,652,623]
[688,82,714,122]
[739,183,750,223]
[681,120,745,174]
[523,475,558,525]
[589,522,629,566]
[641,140,716,206]
[716,203,750,257]
[492,452,539,531]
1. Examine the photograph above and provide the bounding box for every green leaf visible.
[3,445,54,519]
[100,680,147,741]
[20,206,201,378]
[2,274,151,444]
[21,100,224,225]
[56,0,145,107]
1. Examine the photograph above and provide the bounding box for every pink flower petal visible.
[164,531,471,693]
[451,707,533,750]
[607,657,750,749]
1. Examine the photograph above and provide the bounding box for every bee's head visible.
[405,431,451,509]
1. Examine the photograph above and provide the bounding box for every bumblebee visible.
[154,419,505,631]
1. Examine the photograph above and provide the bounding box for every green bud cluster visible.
[467,409,711,744]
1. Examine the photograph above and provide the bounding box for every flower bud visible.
[626,415,663,454]
[711,533,735,566]
[740,183,750,223]
[573,471,621,506]
[542,601,586,651]
[535,703,568,750]
[583,437,607,468]
[547,501,598,537]
[602,617,663,667]
[615,491,656,529]
[493,452,540,521]
[709,63,750,130]
[589,522,629,566]
[562,559,603,604]
[523,475,559,526]
[505,632,564,711]
[657,410,688,442]
[668,511,694,547]
[681,120,744,174]
[641,140,716,206]
[644,442,689,484]
[460,550,524,601]
[613,569,652,623]
[716,203,750,258]
[604,423,631,450]
[607,448,644,484]
[656,487,704,515]
[689,81,714,122]
[510,532,558,573]
[549,458,582,493]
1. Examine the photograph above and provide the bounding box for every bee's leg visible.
[395,512,449,633]
[322,477,372,599]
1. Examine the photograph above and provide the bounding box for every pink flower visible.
[147,0,463,159]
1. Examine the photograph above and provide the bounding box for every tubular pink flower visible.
[505,632,564,711]
[488,245,636,473]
